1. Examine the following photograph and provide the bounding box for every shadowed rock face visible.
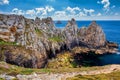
[0,14,118,68]
[3,46,47,68]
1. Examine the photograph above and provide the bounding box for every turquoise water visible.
[55,21,120,65]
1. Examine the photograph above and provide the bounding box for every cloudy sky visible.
[0,0,120,20]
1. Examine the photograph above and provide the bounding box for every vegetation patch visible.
[0,61,115,75]
[0,78,5,80]
[67,71,120,80]
[20,69,34,75]
[47,52,77,68]
[35,28,43,36]
[48,36,63,42]
[47,49,101,68]
[0,39,17,46]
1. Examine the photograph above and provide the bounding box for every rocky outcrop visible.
[78,21,106,48]
[0,14,118,68]
[63,18,79,49]
[2,46,47,68]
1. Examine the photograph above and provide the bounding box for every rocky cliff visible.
[0,14,118,68]
[78,21,106,48]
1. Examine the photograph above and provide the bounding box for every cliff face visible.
[78,21,106,48]
[0,14,118,68]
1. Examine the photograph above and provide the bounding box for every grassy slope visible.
[67,71,120,80]
[0,61,108,75]
[1,62,120,80]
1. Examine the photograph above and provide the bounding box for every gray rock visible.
[0,14,118,68]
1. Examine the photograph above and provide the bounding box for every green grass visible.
[67,71,120,80]
[47,52,75,68]
[0,78,5,80]
[0,61,120,80]
[0,61,52,75]
[48,36,63,42]
[0,61,108,75]
[35,28,43,36]
[12,78,19,80]
[0,40,17,46]
[20,69,34,75]
[1,61,120,80]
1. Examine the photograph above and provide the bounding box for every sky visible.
[0,0,120,20]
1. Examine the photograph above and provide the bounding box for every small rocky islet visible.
[0,14,119,80]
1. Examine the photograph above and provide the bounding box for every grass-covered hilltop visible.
[0,14,119,80]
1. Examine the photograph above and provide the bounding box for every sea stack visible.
[79,21,106,48]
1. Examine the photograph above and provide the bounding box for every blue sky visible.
[0,0,120,20]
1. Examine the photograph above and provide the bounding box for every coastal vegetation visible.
[48,36,63,42]
[0,39,17,46]
[1,61,120,80]
[35,28,43,36]
[67,71,120,80]
[0,61,113,74]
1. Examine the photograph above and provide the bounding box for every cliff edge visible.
[0,14,118,68]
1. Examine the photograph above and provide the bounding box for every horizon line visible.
[1,13,120,21]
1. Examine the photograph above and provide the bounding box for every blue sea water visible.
[54,21,120,65]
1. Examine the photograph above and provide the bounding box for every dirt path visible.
[14,65,120,80]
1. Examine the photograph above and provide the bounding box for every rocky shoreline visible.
[0,14,118,68]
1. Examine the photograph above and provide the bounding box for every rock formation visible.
[78,21,106,48]
[0,14,118,68]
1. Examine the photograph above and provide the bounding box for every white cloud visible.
[35,6,54,16]
[54,11,66,17]
[51,7,95,20]
[52,7,93,20]
[66,6,81,14]
[35,7,44,14]
[97,13,102,16]
[0,0,9,5]
[12,8,19,11]
[12,8,24,15]
[77,12,87,17]
[102,0,110,9]
[97,0,110,11]
[35,7,47,15]
[52,11,71,20]
[3,0,9,4]
[115,13,118,16]
[83,8,95,16]
[45,6,54,12]
[10,6,54,17]
[26,9,35,16]
[9,6,119,20]
[83,8,94,13]
[79,12,86,16]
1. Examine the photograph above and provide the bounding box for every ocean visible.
[55,21,120,65]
